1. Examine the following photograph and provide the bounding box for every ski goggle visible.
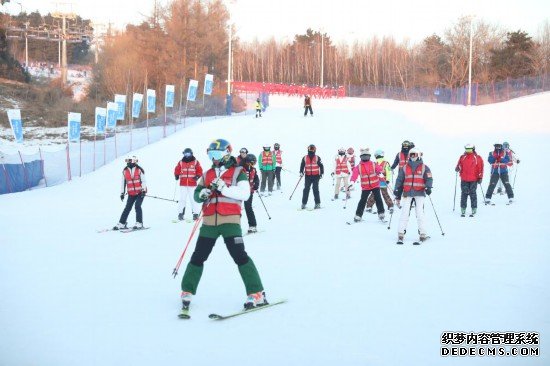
[465,148,474,152]
[125,158,137,163]
[183,152,192,157]
[494,144,503,149]
[240,149,247,154]
[208,150,226,161]
[409,152,418,158]
[308,146,316,152]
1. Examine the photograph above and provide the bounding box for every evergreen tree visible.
[490,30,537,80]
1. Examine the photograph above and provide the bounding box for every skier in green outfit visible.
[179,138,267,314]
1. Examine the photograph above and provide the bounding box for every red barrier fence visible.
[232,82,345,99]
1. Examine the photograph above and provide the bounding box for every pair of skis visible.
[96,227,150,233]
[178,299,286,320]
[396,236,430,245]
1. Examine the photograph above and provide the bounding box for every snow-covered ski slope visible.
[1,94,549,366]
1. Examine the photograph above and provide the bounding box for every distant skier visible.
[237,147,248,166]
[243,153,260,233]
[113,156,147,230]
[393,148,433,244]
[304,95,313,116]
[349,148,385,222]
[255,98,263,118]
[331,148,351,200]
[366,149,394,214]
[300,144,324,209]
[174,148,203,221]
[391,140,414,172]
[485,143,514,204]
[258,144,276,195]
[273,143,283,190]
[179,139,267,314]
[455,143,483,217]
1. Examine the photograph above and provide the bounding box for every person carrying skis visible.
[455,143,483,217]
[243,153,260,233]
[255,98,263,118]
[331,148,351,200]
[300,144,324,209]
[349,148,385,222]
[391,140,414,172]
[174,148,203,221]
[273,143,283,190]
[113,156,147,230]
[393,148,433,244]
[179,138,267,313]
[366,149,394,213]
[258,144,276,195]
[485,143,514,204]
[237,147,248,166]
[304,95,313,117]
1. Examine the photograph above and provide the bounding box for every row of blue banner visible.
[6,74,215,143]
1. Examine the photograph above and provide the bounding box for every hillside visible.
[0,94,548,366]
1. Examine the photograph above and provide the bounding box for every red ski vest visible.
[246,168,257,193]
[175,160,200,187]
[261,151,274,166]
[304,155,320,176]
[399,152,408,168]
[274,150,283,165]
[491,151,508,171]
[202,166,243,216]
[335,156,350,175]
[358,161,380,190]
[124,168,143,196]
[403,163,426,192]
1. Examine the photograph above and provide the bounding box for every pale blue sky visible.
[3,0,549,43]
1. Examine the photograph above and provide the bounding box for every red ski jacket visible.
[456,153,483,182]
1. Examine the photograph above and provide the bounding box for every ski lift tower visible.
[52,2,76,86]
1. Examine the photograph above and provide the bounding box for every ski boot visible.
[113,222,127,231]
[179,291,192,319]
[334,194,339,200]
[353,215,362,223]
[248,226,257,234]
[244,291,268,310]
[388,207,394,214]
[508,198,514,204]
[378,213,385,221]
[301,204,306,210]
[470,208,477,217]
[133,222,144,230]
[484,198,491,205]
[314,203,321,209]
[461,207,466,217]
[192,213,199,221]
[178,213,184,221]
[365,207,372,213]
[397,233,404,245]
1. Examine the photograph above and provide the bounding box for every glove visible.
[120,193,124,201]
[393,190,399,197]
[425,187,432,195]
[141,191,146,198]
[300,173,304,177]
[194,175,201,181]
[199,188,212,200]
[455,166,460,172]
[210,178,226,192]
[175,175,179,181]
[320,174,323,179]
[331,172,334,177]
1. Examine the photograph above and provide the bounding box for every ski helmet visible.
[464,143,474,150]
[183,148,193,156]
[263,144,271,151]
[409,148,420,161]
[207,139,232,161]
[239,147,248,155]
[503,141,510,149]
[494,142,503,149]
[245,153,257,165]
[338,147,345,154]
[359,148,371,156]
[307,144,316,153]
[274,143,280,150]
[374,149,384,158]
[347,147,354,155]
[402,140,411,148]
[125,155,138,163]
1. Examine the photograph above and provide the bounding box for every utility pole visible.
[467,16,475,106]
[52,2,76,86]
[320,30,324,87]
[24,21,29,68]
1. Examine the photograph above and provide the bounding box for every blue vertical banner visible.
[187,79,198,101]
[165,85,175,108]
[132,93,143,118]
[67,112,81,142]
[147,89,156,113]
[95,107,107,135]
[115,94,126,120]
[204,74,214,95]
[7,109,23,143]
[106,102,118,129]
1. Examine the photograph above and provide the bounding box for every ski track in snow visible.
[1,94,549,366]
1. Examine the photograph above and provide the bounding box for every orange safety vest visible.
[124,168,143,196]
[304,155,320,176]
[202,166,243,216]
[399,152,408,168]
[335,156,350,175]
[246,167,257,192]
[177,160,198,186]
[403,163,426,192]
[348,155,356,169]
[358,161,380,190]
[377,160,389,182]
[274,150,283,165]
[261,151,274,166]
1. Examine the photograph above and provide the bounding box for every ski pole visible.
[282,167,297,176]
[453,172,458,211]
[173,180,178,201]
[387,206,394,230]
[513,164,519,189]
[427,194,445,236]
[479,181,487,205]
[256,191,272,220]
[289,174,303,200]
[145,194,178,203]
[343,185,351,209]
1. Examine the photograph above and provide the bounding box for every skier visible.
[299,144,324,209]
[393,148,433,244]
[237,147,248,166]
[304,95,313,117]
[499,141,520,194]
[174,148,203,221]
[349,148,385,222]
[113,156,147,230]
[485,143,514,204]
[258,144,276,195]
[255,98,263,118]
[331,148,351,200]
[390,140,413,171]
[180,139,267,313]
[243,153,260,233]
[366,149,394,214]
[455,143,483,217]
[273,143,283,190]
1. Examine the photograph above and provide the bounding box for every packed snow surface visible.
[1,94,549,366]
